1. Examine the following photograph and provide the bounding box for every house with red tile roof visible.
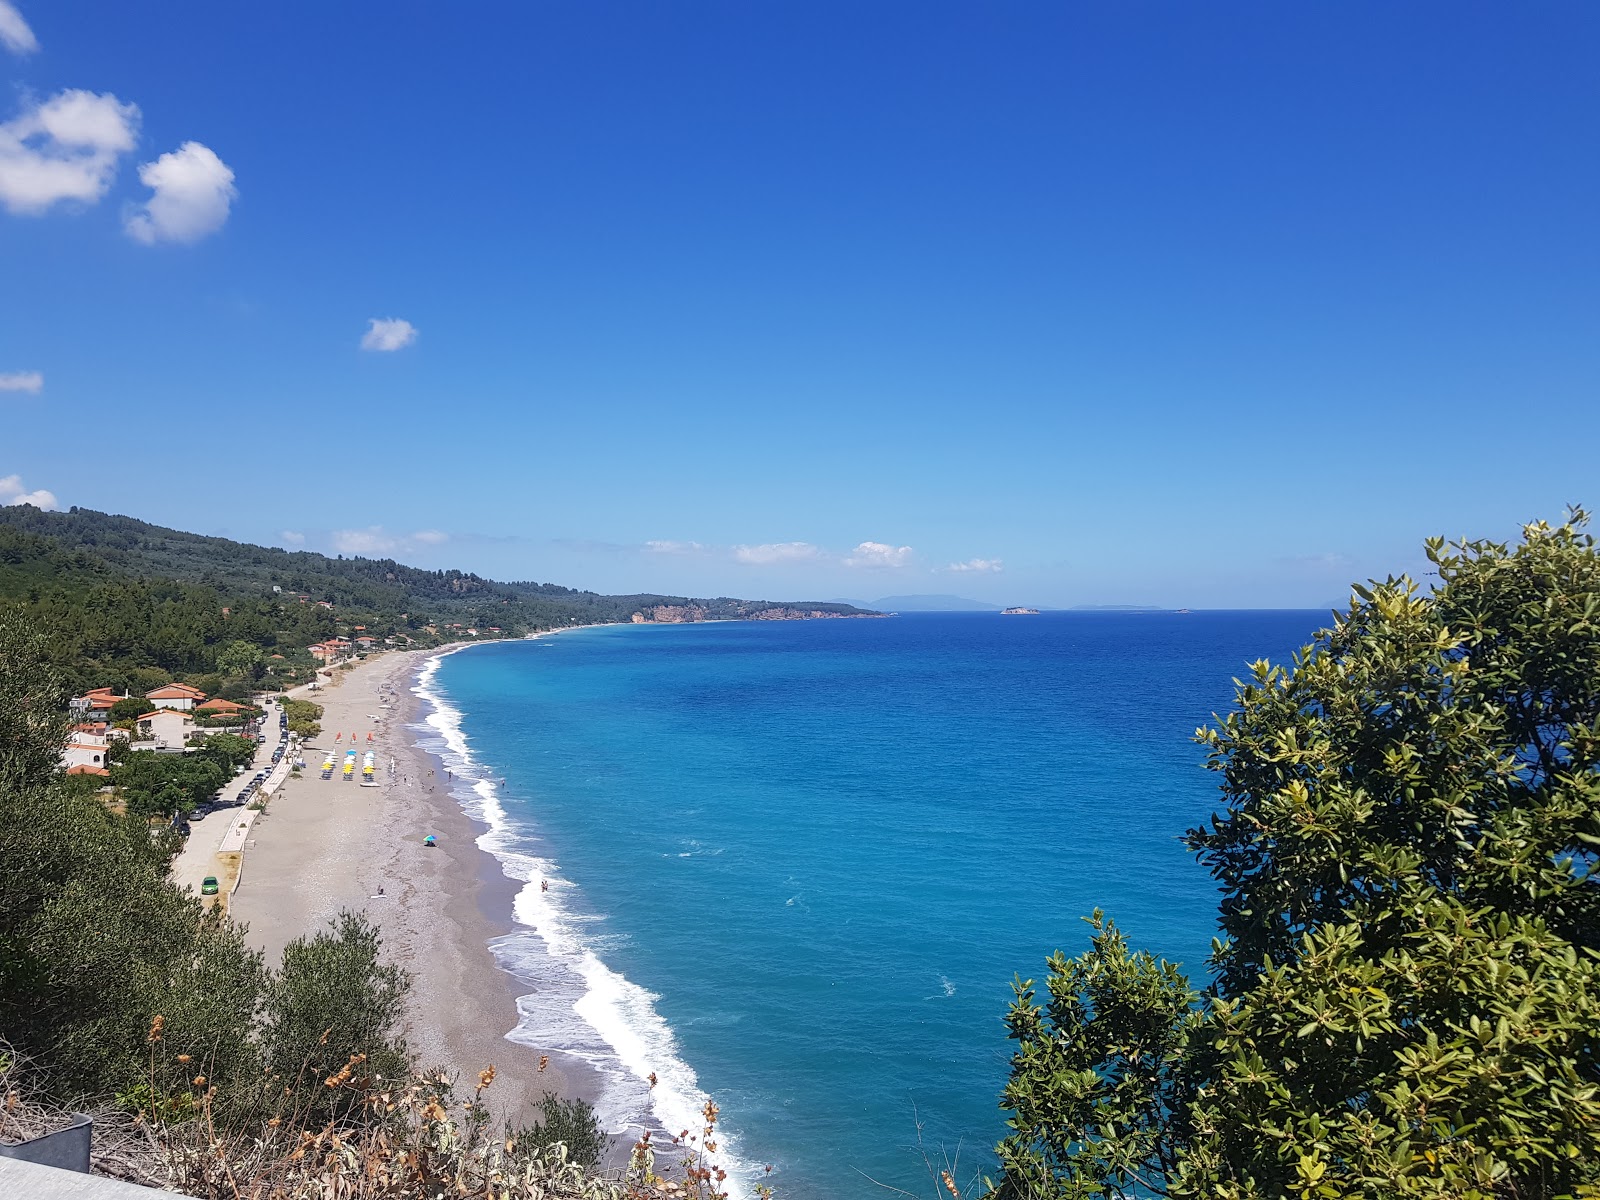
[67,764,111,778]
[63,723,112,771]
[195,697,249,715]
[146,683,207,711]
[72,687,128,722]
[309,640,349,662]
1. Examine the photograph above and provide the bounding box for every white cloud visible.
[945,557,1003,574]
[733,542,823,565]
[328,527,451,555]
[280,530,306,545]
[844,541,914,569]
[645,539,708,555]
[0,370,42,393]
[0,473,58,510]
[361,317,418,352]
[0,89,139,215]
[0,2,38,55]
[331,527,401,556]
[124,141,236,244]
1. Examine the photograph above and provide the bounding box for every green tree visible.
[215,639,265,681]
[261,912,411,1120]
[111,750,228,819]
[197,732,257,772]
[993,514,1600,1199]
[0,612,265,1105]
[108,696,156,722]
[512,1091,609,1169]
[281,697,323,739]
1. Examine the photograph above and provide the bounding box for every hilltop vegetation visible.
[0,504,870,692]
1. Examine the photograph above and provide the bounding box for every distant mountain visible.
[854,594,1005,612]
[0,504,878,689]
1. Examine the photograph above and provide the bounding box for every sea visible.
[412,609,1326,1199]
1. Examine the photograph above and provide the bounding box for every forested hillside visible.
[0,505,871,692]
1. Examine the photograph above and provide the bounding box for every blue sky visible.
[3,2,1596,608]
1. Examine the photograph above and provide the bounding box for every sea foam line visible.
[412,647,753,1199]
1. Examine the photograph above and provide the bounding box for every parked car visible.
[191,803,213,819]
[200,876,219,896]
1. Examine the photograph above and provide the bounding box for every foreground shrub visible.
[514,1090,610,1170]
[995,513,1600,1198]
[261,912,412,1125]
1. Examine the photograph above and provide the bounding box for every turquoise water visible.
[418,611,1323,1198]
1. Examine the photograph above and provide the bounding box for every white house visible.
[62,725,112,772]
[146,683,207,711]
[136,708,196,748]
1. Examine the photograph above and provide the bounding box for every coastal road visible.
[168,696,295,907]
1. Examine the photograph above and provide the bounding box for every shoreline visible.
[233,627,751,1192]
[231,644,605,1126]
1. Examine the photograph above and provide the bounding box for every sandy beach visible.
[230,646,601,1125]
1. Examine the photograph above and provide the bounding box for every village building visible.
[135,708,197,749]
[62,724,112,771]
[146,683,207,711]
[196,697,251,720]
[308,639,351,663]
[71,687,127,723]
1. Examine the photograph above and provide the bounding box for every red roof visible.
[66,764,111,777]
[146,684,207,700]
[196,697,247,712]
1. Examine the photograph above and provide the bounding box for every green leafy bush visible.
[513,1090,610,1169]
[995,513,1600,1199]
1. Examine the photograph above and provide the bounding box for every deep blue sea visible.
[415,610,1324,1199]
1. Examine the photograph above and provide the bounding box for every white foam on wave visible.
[413,649,752,1199]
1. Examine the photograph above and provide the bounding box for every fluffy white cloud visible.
[0,89,139,215]
[361,317,418,352]
[645,539,708,555]
[732,542,823,565]
[945,557,1003,573]
[844,541,914,569]
[412,529,449,545]
[0,370,42,393]
[124,141,236,244]
[0,473,58,510]
[0,2,38,54]
[280,530,306,545]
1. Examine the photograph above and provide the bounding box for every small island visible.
[1000,607,1040,615]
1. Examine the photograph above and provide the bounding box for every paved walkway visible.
[168,697,294,903]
